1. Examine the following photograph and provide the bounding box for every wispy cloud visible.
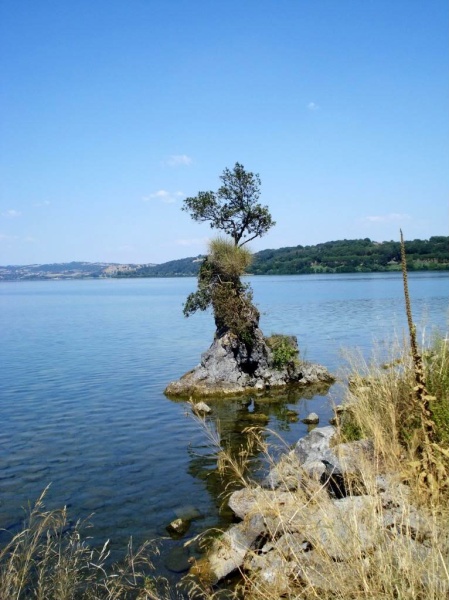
[166,154,193,167]
[143,190,185,204]
[2,209,21,218]
[363,213,411,223]
[307,102,319,111]
[34,200,51,207]
[0,233,19,241]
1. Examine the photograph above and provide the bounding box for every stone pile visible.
[192,427,447,596]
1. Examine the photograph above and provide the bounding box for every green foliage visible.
[182,162,275,247]
[266,334,299,370]
[424,335,449,446]
[251,237,449,275]
[338,413,364,442]
[183,238,259,342]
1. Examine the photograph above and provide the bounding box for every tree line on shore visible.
[117,235,448,278]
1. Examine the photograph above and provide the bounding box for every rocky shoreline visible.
[191,425,447,596]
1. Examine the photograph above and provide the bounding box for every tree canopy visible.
[182,162,275,246]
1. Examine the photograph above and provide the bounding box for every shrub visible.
[266,334,299,370]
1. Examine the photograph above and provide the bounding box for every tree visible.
[182,164,274,343]
[182,162,275,247]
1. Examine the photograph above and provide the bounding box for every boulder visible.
[200,515,266,582]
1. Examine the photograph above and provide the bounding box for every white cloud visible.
[364,213,411,223]
[166,154,193,167]
[307,102,319,111]
[34,200,51,207]
[0,233,19,241]
[143,190,184,204]
[2,209,21,218]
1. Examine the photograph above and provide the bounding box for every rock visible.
[302,412,319,424]
[302,459,326,481]
[228,487,294,520]
[164,545,191,573]
[200,421,447,594]
[291,549,364,595]
[294,426,336,464]
[204,515,266,582]
[303,495,379,560]
[244,550,292,596]
[165,328,334,397]
[263,452,303,491]
[192,401,211,414]
[166,518,190,538]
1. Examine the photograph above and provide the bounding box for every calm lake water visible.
[0,272,447,579]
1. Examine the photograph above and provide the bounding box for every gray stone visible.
[302,412,319,424]
[244,550,292,596]
[382,505,433,542]
[301,459,326,481]
[192,401,211,414]
[263,451,302,491]
[206,514,266,581]
[294,426,336,464]
[165,328,334,397]
[228,487,294,520]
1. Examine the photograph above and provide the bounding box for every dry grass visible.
[208,238,252,280]
[339,333,449,502]
[186,333,449,600]
[0,486,174,600]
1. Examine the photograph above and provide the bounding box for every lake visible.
[0,272,447,579]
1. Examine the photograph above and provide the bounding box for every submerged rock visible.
[191,401,211,414]
[165,328,334,398]
[166,517,190,538]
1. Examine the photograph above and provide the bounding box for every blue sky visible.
[1,0,447,265]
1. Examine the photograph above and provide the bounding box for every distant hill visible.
[250,236,449,275]
[115,256,204,278]
[0,261,156,280]
[1,237,447,281]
